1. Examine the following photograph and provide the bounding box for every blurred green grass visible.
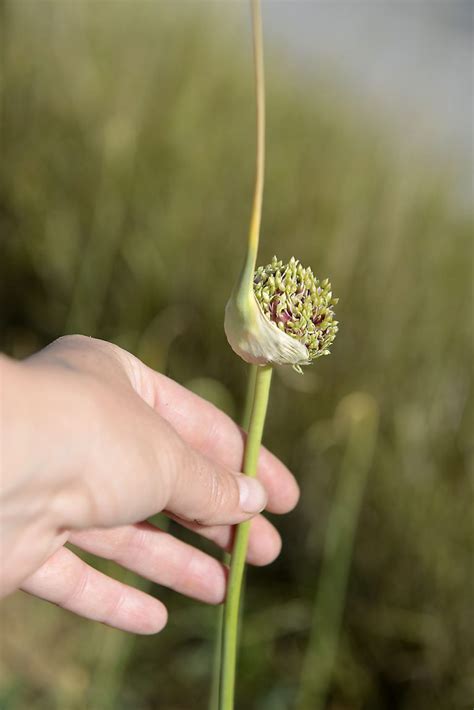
[0,2,472,709]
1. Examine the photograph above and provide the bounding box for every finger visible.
[167,443,268,526]
[55,372,268,531]
[69,522,227,604]
[168,513,282,567]
[20,546,167,634]
[56,336,299,522]
[135,365,300,514]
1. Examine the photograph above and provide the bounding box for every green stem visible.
[241,364,258,432]
[234,0,265,316]
[208,364,258,710]
[219,364,273,710]
[218,2,267,706]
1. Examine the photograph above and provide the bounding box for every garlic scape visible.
[224,254,339,372]
[218,2,341,707]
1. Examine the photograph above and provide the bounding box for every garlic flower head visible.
[224,255,339,372]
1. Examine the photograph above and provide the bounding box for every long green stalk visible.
[217,1,267,707]
[209,365,257,710]
[219,364,273,709]
[211,0,266,710]
[241,364,259,433]
[232,0,265,315]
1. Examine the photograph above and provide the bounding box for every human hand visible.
[0,336,299,633]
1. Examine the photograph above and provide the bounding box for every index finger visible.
[137,364,300,515]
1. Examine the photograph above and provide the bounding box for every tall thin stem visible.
[208,364,258,710]
[241,364,258,432]
[219,364,273,709]
[234,0,265,315]
[218,2,268,707]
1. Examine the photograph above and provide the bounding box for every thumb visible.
[166,445,268,526]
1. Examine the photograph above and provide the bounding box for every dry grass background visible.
[0,2,472,709]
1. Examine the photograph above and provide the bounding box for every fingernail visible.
[238,476,267,514]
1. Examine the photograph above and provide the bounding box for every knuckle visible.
[60,562,90,609]
[169,548,196,591]
[53,334,84,348]
[107,525,137,560]
[174,447,240,523]
[104,587,127,621]
[207,470,224,513]
[114,525,148,567]
[206,468,238,518]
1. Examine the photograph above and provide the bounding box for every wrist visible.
[0,355,86,532]
[1,355,79,594]
[1,355,36,483]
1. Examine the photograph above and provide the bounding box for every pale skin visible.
[0,335,299,634]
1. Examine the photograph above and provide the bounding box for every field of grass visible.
[1,2,472,709]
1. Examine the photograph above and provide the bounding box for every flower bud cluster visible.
[253,255,339,362]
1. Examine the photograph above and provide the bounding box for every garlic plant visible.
[217,1,339,708]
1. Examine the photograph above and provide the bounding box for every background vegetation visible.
[1,2,472,709]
